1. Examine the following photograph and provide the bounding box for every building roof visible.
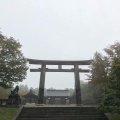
[23,89,38,99]
[46,90,70,97]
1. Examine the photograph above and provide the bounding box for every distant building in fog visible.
[46,90,70,104]
[23,89,38,104]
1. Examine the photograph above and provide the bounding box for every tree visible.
[89,52,109,85]
[87,52,109,102]
[88,42,120,83]
[104,42,120,59]
[88,42,120,93]
[98,58,120,113]
[87,42,120,112]
[0,86,11,98]
[0,32,28,88]
[19,84,29,96]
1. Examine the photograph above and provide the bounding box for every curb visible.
[12,105,23,120]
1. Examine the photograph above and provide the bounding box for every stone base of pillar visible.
[38,100,43,104]
[75,88,82,105]
[36,104,46,106]
[76,104,83,106]
[38,88,44,104]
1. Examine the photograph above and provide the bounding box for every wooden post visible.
[38,64,46,104]
[74,65,81,105]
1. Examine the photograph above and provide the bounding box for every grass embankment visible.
[0,107,18,120]
[111,113,120,120]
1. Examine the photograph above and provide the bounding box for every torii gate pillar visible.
[38,64,46,104]
[74,65,81,105]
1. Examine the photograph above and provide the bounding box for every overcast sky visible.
[0,0,120,89]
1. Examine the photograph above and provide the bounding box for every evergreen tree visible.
[98,58,120,113]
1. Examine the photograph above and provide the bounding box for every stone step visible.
[21,107,98,109]
[21,111,101,115]
[17,117,108,120]
[21,110,100,112]
[23,107,96,109]
[21,109,97,112]
[20,114,105,116]
[22,109,97,111]
[20,112,104,115]
[18,115,107,118]
[22,108,98,112]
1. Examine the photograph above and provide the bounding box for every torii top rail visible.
[27,59,92,105]
[28,59,91,65]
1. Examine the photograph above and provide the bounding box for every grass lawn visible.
[0,107,18,120]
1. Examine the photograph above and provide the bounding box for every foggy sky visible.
[0,0,120,89]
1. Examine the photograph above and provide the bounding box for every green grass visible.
[0,107,18,120]
[111,113,120,120]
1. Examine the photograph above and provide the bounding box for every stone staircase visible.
[16,106,109,120]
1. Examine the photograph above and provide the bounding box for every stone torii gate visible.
[27,59,91,105]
